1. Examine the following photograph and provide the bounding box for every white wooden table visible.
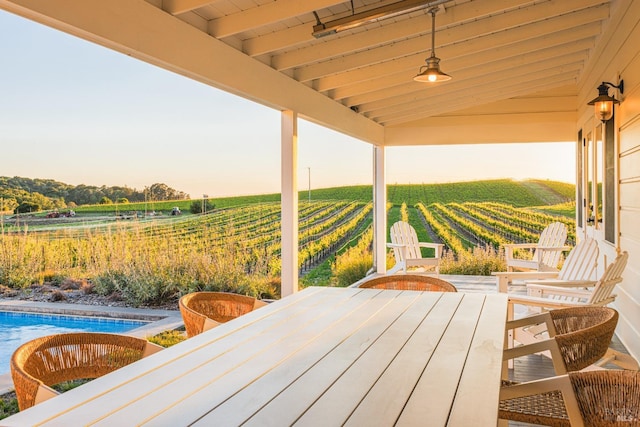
[4,287,507,426]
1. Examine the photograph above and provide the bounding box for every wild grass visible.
[1,191,574,304]
[0,221,279,306]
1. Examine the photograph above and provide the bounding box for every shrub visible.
[332,250,372,287]
[148,330,186,347]
[94,269,180,307]
[332,229,381,287]
[189,200,215,214]
[0,394,18,420]
[50,290,68,301]
[439,245,506,275]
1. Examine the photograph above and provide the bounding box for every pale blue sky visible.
[0,10,574,198]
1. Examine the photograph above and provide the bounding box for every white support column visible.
[373,145,387,274]
[281,110,298,297]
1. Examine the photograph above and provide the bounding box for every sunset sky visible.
[0,10,575,198]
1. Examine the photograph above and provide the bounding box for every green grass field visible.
[68,179,574,215]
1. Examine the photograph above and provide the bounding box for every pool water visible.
[0,311,148,375]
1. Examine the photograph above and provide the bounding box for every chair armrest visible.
[505,311,552,330]
[492,271,560,293]
[143,342,165,357]
[34,384,60,406]
[417,242,444,249]
[417,242,444,258]
[502,243,539,249]
[508,294,587,310]
[526,284,593,298]
[492,271,560,279]
[525,279,597,287]
[418,242,444,249]
[386,243,406,249]
[535,245,572,252]
[503,339,566,374]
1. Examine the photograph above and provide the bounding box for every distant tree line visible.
[0,177,189,213]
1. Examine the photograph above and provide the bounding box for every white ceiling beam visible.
[342,31,595,107]
[368,61,584,119]
[378,73,579,126]
[316,20,601,92]
[163,0,213,16]
[286,0,609,76]
[449,96,577,116]
[335,39,591,102]
[384,108,577,145]
[244,0,523,59]
[208,0,342,38]
[374,68,582,124]
[0,0,383,145]
[348,42,592,110]
[275,0,606,72]
[243,24,312,57]
[386,83,577,146]
[360,58,584,120]
[296,4,607,82]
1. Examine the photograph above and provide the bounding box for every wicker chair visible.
[499,370,640,426]
[358,274,457,292]
[503,306,619,377]
[11,332,163,411]
[179,291,268,338]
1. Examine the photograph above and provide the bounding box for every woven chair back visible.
[550,306,618,372]
[359,274,457,292]
[569,370,640,426]
[179,292,267,337]
[11,332,153,410]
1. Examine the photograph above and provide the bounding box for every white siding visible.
[580,0,640,361]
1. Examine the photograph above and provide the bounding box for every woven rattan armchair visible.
[503,306,619,377]
[499,370,640,426]
[179,291,268,337]
[358,274,457,292]
[11,332,163,410]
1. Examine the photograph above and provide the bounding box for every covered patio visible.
[1,0,639,423]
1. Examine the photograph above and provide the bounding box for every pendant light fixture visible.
[414,7,451,83]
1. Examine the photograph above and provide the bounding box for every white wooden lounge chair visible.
[507,251,637,370]
[493,237,599,293]
[502,221,568,272]
[386,221,444,275]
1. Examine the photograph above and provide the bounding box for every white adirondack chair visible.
[503,221,569,272]
[507,251,637,369]
[386,221,444,275]
[493,237,599,293]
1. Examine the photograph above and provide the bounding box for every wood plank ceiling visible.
[157,0,610,129]
[0,0,614,145]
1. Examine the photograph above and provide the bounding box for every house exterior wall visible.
[578,0,640,361]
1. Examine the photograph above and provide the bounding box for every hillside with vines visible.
[0,179,575,304]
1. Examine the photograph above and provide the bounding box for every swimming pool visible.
[0,311,148,375]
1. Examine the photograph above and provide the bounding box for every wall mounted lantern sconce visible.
[587,80,624,122]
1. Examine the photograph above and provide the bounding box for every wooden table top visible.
[4,287,507,426]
